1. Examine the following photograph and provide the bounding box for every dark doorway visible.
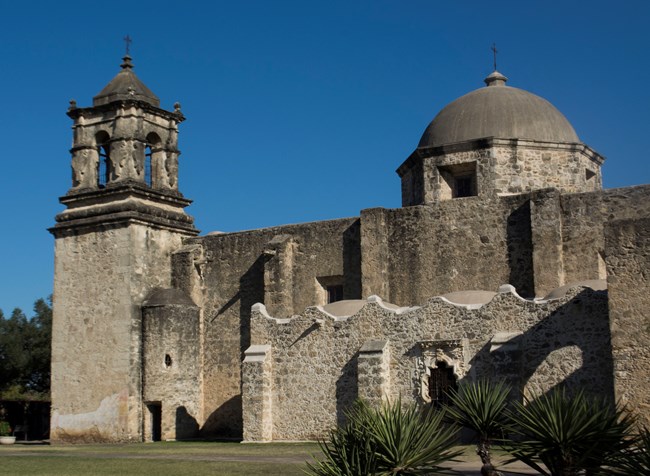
[147,403,162,442]
[429,361,458,407]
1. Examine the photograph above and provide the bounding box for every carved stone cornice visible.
[67,100,184,123]
[50,183,198,237]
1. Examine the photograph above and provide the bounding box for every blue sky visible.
[0,0,648,315]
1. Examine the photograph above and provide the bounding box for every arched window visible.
[95,131,111,188]
[428,361,458,407]
[144,144,153,186]
[145,132,162,188]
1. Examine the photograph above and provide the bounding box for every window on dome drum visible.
[585,169,596,181]
[438,162,477,200]
[455,176,474,198]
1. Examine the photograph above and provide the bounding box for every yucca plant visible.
[602,426,650,475]
[445,380,510,476]
[305,399,462,476]
[503,388,637,476]
[305,400,377,476]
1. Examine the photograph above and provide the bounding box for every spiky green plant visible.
[445,380,510,476]
[305,399,462,476]
[503,388,637,476]
[305,401,377,476]
[602,426,650,475]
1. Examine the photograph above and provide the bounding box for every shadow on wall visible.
[175,406,199,440]
[506,201,534,298]
[201,395,243,439]
[342,220,362,300]
[336,353,359,427]
[465,288,614,400]
[239,255,266,356]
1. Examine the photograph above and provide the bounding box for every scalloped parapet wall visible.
[244,283,611,441]
[251,282,606,324]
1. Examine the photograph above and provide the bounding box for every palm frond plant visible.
[445,380,510,476]
[305,398,462,476]
[503,388,637,476]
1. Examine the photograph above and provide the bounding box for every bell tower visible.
[49,56,198,442]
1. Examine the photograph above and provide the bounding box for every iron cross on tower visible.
[124,35,132,56]
[491,43,498,71]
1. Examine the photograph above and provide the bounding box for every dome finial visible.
[124,34,132,56]
[484,70,508,87]
[120,55,134,70]
[120,35,134,70]
[491,43,498,71]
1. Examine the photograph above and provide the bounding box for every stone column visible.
[263,235,295,317]
[242,345,273,442]
[360,208,390,300]
[605,217,650,426]
[530,189,564,297]
[357,340,390,407]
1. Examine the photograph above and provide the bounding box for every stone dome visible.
[93,56,160,108]
[418,71,579,148]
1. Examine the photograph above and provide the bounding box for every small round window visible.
[164,354,172,368]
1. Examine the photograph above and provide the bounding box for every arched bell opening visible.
[95,131,111,188]
[145,132,164,188]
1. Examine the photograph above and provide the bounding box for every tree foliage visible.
[0,297,52,400]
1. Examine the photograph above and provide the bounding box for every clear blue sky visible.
[0,0,648,315]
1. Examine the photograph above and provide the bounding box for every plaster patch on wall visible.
[50,389,129,442]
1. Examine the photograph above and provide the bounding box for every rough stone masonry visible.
[50,58,649,442]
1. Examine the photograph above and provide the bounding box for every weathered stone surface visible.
[243,287,612,441]
[51,61,650,444]
[398,139,603,207]
[605,217,650,426]
[142,289,201,441]
[50,225,187,442]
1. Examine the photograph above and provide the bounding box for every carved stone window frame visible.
[414,339,469,403]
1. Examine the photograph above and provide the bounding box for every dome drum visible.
[398,137,604,206]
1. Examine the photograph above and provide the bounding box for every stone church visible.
[49,56,650,443]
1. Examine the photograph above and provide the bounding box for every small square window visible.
[437,162,477,200]
[327,285,344,304]
[454,176,474,198]
[316,275,344,305]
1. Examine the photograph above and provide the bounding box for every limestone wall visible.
[361,193,535,305]
[490,143,602,196]
[50,224,184,442]
[245,286,612,441]
[142,292,201,441]
[399,139,603,206]
[605,217,650,426]
[176,218,360,437]
[560,185,650,286]
[68,104,182,192]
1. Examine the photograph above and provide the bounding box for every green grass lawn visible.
[1,442,528,475]
[0,441,320,476]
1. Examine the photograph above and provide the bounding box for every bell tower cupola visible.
[53,55,197,235]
